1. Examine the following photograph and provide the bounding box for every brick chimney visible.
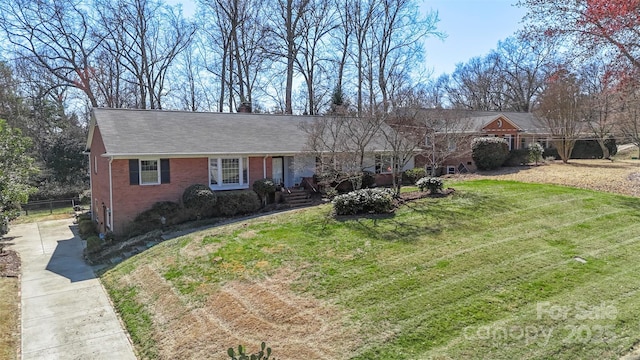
[237,101,252,113]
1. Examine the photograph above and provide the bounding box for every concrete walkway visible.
[7,218,137,360]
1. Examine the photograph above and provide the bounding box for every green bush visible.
[253,178,276,206]
[78,219,98,239]
[227,342,277,360]
[77,212,91,221]
[528,143,544,164]
[212,190,261,217]
[472,137,510,170]
[403,168,427,184]
[86,235,102,253]
[332,188,394,215]
[572,139,617,158]
[543,147,559,160]
[541,139,617,160]
[361,171,376,188]
[504,149,530,167]
[78,189,92,204]
[134,201,185,227]
[415,177,443,193]
[182,184,217,214]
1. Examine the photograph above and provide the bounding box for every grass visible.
[11,206,75,224]
[0,278,19,360]
[101,180,640,359]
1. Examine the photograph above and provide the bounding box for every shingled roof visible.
[466,111,549,133]
[87,108,394,157]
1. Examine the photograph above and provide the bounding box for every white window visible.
[94,156,98,174]
[209,157,249,189]
[425,134,433,147]
[447,138,457,151]
[375,154,394,174]
[140,159,160,185]
[425,165,434,176]
[447,166,456,175]
[504,135,512,150]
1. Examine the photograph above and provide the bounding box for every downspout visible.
[88,153,93,220]
[108,157,114,232]
[263,155,267,178]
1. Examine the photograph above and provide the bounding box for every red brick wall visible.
[248,157,272,184]
[89,127,111,233]
[111,157,208,234]
[111,156,270,234]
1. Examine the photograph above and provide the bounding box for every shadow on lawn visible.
[333,190,507,243]
[558,161,637,170]
[342,216,442,243]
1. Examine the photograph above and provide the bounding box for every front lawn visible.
[102,180,640,359]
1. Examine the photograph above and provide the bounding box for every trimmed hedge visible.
[78,219,98,239]
[86,235,102,254]
[182,184,217,214]
[472,137,510,170]
[543,139,617,160]
[131,201,192,236]
[504,149,530,166]
[253,178,276,205]
[332,188,394,215]
[403,168,427,184]
[212,190,261,217]
[572,139,617,158]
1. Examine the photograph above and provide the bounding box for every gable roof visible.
[462,111,548,133]
[87,108,394,158]
[402,108,550,134]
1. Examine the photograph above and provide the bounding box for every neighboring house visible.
[86,108,413,234]
[414,110,552,174]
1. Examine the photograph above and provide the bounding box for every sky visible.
[169,0,527,78]
[422,0,526,76]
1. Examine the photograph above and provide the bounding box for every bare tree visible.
[0,0,102,106]
[295,0,337,114]
[265,0,311,114]
[374,0,442,112]
[300,114,384,191]
[447,56,504,110]
[198,0,270,112]
[579,59,618,159]
[617,73,640,158]
[518,0,640,71]
[492,35,555,112]
[534,67,584,163]
[380,105,472,194]
[96,0,195,109]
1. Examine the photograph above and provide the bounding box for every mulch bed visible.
[0,249,20,278]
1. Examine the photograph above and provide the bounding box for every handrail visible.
[302,177,318,193]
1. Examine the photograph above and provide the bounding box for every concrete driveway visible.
[7,218,136,360]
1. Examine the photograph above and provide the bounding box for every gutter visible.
[108,157,114,231]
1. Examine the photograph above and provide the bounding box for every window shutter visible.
[160,158,170,184]
[129,159,139,185]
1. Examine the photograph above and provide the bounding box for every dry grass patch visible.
[113,263,361,359]
[461,159,640,197]
[0,278,19,360]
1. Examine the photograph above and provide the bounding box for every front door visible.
[272,157,284,186]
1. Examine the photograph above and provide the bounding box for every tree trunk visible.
[596,139,610,159]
